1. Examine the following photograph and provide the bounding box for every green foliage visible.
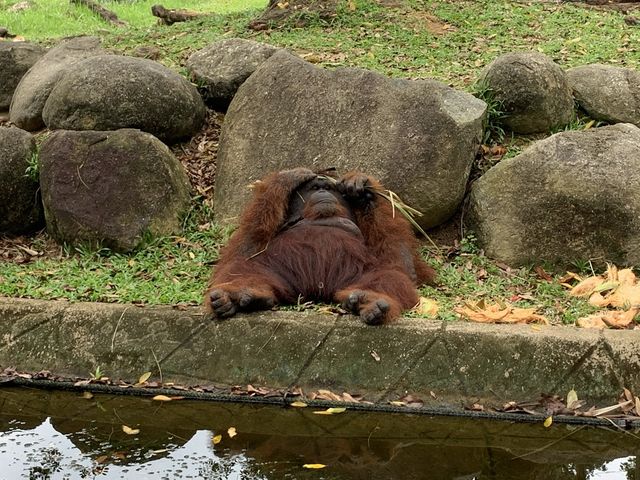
[24,151,39,182]
[459,233,479,255]
[472,80,506,144]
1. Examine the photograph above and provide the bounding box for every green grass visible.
[0,0,634,323]
[0,207,231,305]
[0,0,268,41]
[417,250,598,325]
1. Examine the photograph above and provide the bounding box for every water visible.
[0,387,638,479]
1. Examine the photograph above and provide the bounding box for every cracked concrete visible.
[1,297,639,408]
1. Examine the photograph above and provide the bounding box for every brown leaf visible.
[559,271,582,284]
[588,291,608,307]
[591,400,632,417]
[316,389,342,402]
[341,392,359,403]
[618,268,636,286]
[534,266,553,281]
[540,394,570,416]
[455,301,548,324]
[602,309,638,328]
[414,297,439,317]
[399,394,424,407]
[570,276,603,297]
[602,285,640,309]
[576,316,608,329]
[490,145,507,156]
[577,309,638,329]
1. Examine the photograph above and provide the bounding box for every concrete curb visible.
[1,297,639,408]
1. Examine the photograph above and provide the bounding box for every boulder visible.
[214,51,486,228]
[42,55,206,143]
[186,38,280,111]
[39,129,191,252]
[479,52,574,134]
[0,126,43,234]
[467,123,640,267]
[9,36,103,131]
[567,64,640,126]
[0,41,46,110]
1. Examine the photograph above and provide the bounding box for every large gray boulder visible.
[186,38,280,111]
[0,126,43,234]
[479,52,574,134]
[0,41,46,110]
[39,129,191,252]
[9,36,103,131]
[567,64,640,126]
[214,50,486,228]
[42,54,206,143]
[467,123,640,267]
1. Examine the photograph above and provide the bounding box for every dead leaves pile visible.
[445,264,639,329]
[567,265,640,329]
[467,387,640,427]
[454,299,549,325]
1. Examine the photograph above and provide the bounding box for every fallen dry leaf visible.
[316,389,342,402]
[303,464,327,469]
[122,425,139,435]
[455,301,548,324]
[569,265,640,329]
[534,266,553,281]
[414,297,439,317]
[212,434,222,445]
[601,284,640,309]
[152,395,173,402]
[559,271,583,284]
[227,427,237,438]
[570,276,604,297]
[313,407,347,415]
[576,316,608,329]
[577,308,638,329]
[136,371,152,385]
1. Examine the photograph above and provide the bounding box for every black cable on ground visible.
[4,377,639,430]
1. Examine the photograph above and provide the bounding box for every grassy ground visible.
[1,0,637,323]
[0,0,267,40]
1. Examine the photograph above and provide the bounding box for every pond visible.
[0,387,638,479]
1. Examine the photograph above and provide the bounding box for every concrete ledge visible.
[1,297,639,408]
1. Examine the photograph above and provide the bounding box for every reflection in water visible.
[0,387,639,479]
